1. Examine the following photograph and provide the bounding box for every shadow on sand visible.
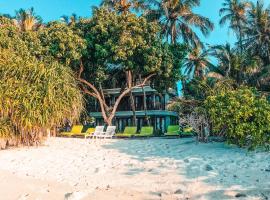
[103,137,270,199]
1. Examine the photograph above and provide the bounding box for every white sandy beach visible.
[0,137,269,200]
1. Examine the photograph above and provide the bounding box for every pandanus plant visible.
[0,48,83,146]
[15,7,42,31]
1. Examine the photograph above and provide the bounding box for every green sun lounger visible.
[59,125,84,137]
[164,125,180,136]
[115,126,137,138]
[134,126,154,137]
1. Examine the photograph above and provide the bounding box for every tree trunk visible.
[126,71,137,126]
[107,118,113,126]
[238,24,243,55]
[78,62,155,130]
[139,75,149,126]
[129,91,137,126]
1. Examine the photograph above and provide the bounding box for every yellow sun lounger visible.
[59,125,83,137]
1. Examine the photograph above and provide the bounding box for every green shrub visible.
[205,87,270,149]
[0,17,84,147]
[0,48,83,146]
[0,118,13,139]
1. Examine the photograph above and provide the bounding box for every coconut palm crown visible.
[145,0,214,47]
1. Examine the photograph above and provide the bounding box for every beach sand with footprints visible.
[0,137,269,200]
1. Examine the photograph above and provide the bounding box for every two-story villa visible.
[89,85,178,133]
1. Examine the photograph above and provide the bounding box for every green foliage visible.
[38,22,86,65]
[0,17,84,146]
[77,7,183,88]
[167,98,202,115]
[0,118,13,139]
[205,87,270,149]
[153,43,187,92]
[78,8,160,75]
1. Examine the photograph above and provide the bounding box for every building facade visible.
[89,86,178,134]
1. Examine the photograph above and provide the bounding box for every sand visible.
[0,137,269,200]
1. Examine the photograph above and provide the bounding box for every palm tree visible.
[243,0,270,65]
[209,43,262,85]
[145,0,214,47]
[219,0,250,53]
[209,43,235,78]
[15,7,42,31]
[184,47,214,79]
[101,0,145,14]
[60,13,79,26]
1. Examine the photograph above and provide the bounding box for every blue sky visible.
[0,0,262,45]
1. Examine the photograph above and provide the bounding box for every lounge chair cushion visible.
[134,126,153,137]
[73,127,95,137]
[59,125,84,137]
[85,127,95,134]
[115,126,137,138]
[165,125,180,136]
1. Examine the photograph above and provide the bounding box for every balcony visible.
[88,93,169,113]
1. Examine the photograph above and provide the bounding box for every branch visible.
[81,86,98,98]
[108,73,156,121]
[77,61,110,121]
[135,73,155,87]
[78,59,84,79]
[79,79,110,111]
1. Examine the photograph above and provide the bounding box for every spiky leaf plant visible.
[0,48,83,146]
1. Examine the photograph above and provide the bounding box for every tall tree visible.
[184,47,214,79]
[15,7,42,31]
[219,0,250,53]
[243,0,270,65]
[76,8,177,125]
[209,43,236,78]
[145,0,214,47]
[60,13,79,26]
[209,43,262,85]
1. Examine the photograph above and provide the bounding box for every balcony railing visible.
[90,102,166,112]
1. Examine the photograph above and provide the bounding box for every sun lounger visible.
[164,125,180,136]
[59,125,83,137]
[97,126,116,139]
[182,127,194,136]
[86,126,104,139]
[134,126,154,137]
[84,127,96,138]
[115,126,137,138]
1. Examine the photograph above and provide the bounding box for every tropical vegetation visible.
[1,0,270,149]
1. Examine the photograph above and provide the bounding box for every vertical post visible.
[153,94,156,109]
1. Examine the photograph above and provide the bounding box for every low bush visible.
[0,48,83,146]
[205,87,270,149]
